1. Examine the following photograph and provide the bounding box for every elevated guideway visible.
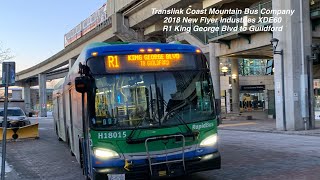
[16,18,114,84]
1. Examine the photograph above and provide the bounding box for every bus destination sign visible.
[105,53,182,70]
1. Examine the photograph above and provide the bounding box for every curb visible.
[219,128,320,137]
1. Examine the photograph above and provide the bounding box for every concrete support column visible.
[112,13,143,42]
[38,73,47,117]
[264,90,268,110]
[69,58,76,70]
[231,59,240,113]
[226,90,231,113]
[209,43,221,115]
[273,0,313,130]
[23,83,31,115]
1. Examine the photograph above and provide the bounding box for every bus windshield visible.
[91,70,215,130]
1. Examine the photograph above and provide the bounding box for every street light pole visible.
[221,66,229,114]
[271,38,287,131]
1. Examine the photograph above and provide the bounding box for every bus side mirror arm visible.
[78,62,90,76]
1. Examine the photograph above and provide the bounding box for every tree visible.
[0,42,14,62]
[0,43,14,83]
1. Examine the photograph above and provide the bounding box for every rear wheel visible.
[56,124,63,141]
[79,142,84,168]
[66,130,70,147]
[66,130,75,156]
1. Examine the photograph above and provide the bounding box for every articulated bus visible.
[53,42,221,180]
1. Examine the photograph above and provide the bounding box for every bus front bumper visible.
[93,151,221,179]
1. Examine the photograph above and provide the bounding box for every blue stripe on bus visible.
[85,43,199,58]
[92,147,218,168]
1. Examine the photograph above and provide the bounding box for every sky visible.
[0,0,107,72]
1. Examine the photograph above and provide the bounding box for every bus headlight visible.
[200,134,217,147]
[94,148,120,159]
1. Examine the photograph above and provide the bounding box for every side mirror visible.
[75,76,91,93]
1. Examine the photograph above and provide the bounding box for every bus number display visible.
[107,55,120,69]
[97,131,127,139]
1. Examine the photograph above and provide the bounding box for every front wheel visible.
[80,145,84,169]
[80,149,91,180]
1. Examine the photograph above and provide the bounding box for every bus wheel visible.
[66,130,70,147]
[56,124,63,141]
[79,143,83,169]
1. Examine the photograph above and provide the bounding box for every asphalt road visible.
[179,130,320,180]
[3,117,320,180]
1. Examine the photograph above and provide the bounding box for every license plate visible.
[108,174,125,180]
[158,170,167,176]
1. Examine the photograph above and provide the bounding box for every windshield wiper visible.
[162,100,198,139]
[126,118,144,143]
[126,84,161,143]
[126,102,198,144]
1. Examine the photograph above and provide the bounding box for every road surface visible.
[3,117,320,180]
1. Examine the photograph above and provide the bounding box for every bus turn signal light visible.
[92,52,98,57]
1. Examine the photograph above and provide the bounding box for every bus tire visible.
[66,130,70,147]
[80,141,90,179]
[93,171,102,180]
[56,124,63,141]
[86,175,91,180]
[55,124,58,137]
[66,130,75,156]
[79,141,84,169]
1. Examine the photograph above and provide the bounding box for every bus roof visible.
[83,42,201,60]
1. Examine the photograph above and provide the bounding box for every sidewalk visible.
[219,111,320,136]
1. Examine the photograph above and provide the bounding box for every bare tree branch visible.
[0,42,14,62]
[0,43,14,78]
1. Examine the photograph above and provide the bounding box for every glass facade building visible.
[220,59,272,76]
[219,59,274,112]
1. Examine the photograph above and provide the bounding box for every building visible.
[0,86,54,115]
[163,0,318,130]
